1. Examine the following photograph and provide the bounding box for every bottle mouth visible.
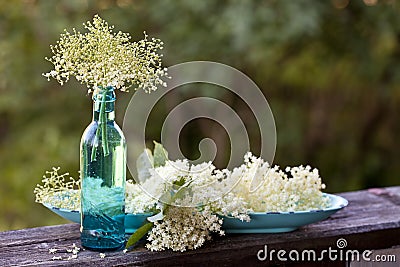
[93,86,116,102]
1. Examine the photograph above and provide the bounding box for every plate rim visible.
[42,193,348,216]
[248,193,348,215]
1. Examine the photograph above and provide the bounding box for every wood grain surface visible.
[0,187,399,266]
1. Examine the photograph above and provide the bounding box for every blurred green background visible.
[0,0,399,231]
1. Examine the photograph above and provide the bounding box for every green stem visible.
[100,91,109,156]
[90,90,109,161]
[90,124,99,161]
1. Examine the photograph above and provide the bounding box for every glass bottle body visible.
[80,88,126,251]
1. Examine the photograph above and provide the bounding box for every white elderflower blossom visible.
[125,180,157,214]
[127,157,250,251]
[34,167,80,211]
[146,206,223,252]
[67,254,78,260]
[136,159,249,219]
[71,243,80,255]
[228,153,329,212]
[43,15,168,93]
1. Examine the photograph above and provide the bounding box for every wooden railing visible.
[1,186,399,266]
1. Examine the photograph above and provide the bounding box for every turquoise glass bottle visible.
[80,86,126,251]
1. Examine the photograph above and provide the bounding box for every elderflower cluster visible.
[125,180,157,214]
[136,159,249,219]
[34,167,157,214]
[146,206,223,252]
[43,15,168,93]
[124,160,191,214]
[229,152,329,212]
[34,167,80,211]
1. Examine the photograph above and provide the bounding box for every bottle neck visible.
[92,87,116,122]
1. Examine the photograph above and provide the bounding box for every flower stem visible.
[90,90,110,161]
[100,90,109,156]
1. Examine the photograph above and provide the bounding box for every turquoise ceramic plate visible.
[221,193,348,233]
[43,193,347,234]
[42,203,152,234]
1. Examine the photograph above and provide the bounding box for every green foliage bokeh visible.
[0,0,399,231]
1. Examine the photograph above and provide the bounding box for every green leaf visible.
[136,148,153,183]
[153,141,168,167]
[173,176,186,187]
[125,221,154,249]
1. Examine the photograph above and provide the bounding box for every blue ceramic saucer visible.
[221,193,348,233]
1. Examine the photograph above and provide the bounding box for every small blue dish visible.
[221,193,348,233]
[42,203,80,223]
[42,203,152,234]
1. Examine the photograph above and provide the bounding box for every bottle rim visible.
[92,86,116,102]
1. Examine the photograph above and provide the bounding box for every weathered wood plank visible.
[0,186,399,266]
